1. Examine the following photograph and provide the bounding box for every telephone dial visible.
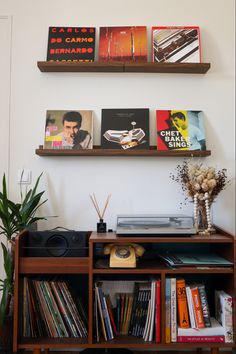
[103,243,145,268]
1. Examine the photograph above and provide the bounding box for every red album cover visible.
[47,27,95,62]
[99,26,147,62]
[152,26,201,63]
[156,110,206,151]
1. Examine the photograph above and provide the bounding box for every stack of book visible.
[165,277,233,343]
[23,277,88,338]
[94,279,161,342]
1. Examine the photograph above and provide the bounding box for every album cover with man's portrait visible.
[44,110,93,150]
[156,110,206,151]
[101,108,149,150]
[152,26,201,63]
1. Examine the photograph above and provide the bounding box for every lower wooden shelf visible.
[35,145,211,157]
[18,336,233,350]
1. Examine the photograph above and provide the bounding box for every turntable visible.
[116,214,196,236]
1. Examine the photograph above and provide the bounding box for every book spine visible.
[222,294,233,343]
[186,286,196,329]
[105,294,118,336]
[155,279,161,343]
[198,284,211,328]
[170,278,177,342]
[191,286,205,329]
[165,278,171,343]
[176,279,190,328]
[95,284,107,341]
[98,286,113,340]
[177,335,225,343]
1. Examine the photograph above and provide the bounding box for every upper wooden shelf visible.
[35,146,211,157]
[37,61,211,74]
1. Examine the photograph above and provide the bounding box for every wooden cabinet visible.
[13,228,235,353]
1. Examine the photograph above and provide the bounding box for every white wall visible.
[0,0,235,241]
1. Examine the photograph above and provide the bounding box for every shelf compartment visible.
[37,61,211,74]
[36,146,211,157]
[19,257,89,274]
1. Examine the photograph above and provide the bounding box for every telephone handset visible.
[103,243,145,268]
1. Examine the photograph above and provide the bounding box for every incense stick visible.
[89,193,111,220]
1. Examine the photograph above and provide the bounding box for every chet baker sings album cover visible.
[156,110,206,151]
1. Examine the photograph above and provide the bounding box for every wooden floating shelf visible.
[37,61,211,74]
[35,146,211,157]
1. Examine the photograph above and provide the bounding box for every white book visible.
[148,280,156,341]
[170,278,177,342]
[215,290,233,343]
[186,286,196,329]
[178,317,224,336]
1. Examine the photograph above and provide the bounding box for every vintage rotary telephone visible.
[103,243,145,268]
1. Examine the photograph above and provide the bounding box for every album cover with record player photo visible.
[101,108,149,150]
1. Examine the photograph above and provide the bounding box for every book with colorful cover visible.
[47,27,96,62]
[170,278,177,342]
[156,110,206,151]
[152,26,201,63]
[101,108,149,150]
[165,278,171,343]
[99,26,147,62]
[198,284,211,328]
[215,290,233,343]
[44,110,93,150]
[176,279,190,329]
[177,335,225,343]
[191,286,205,329]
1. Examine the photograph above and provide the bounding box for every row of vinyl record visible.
[44,109,206,151]
[47,26,201,64]
[22,277,88,338]
[94,280,161,342]
[166,278,233,343]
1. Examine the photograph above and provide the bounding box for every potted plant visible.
[0,173,47,350]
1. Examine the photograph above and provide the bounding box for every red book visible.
[155,279,161,343]
[105,294,118,336]
[191,287,205,329]
[177,335,225,343]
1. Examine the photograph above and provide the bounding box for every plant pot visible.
[0,314,13,354]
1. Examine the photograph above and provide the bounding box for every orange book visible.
[176,279,190,328]
[191,286,205,329]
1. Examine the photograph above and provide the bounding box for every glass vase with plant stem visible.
[170,161,230,235]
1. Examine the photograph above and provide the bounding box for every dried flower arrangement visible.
[170,160,230,234]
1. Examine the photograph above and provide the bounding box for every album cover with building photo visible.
[152,26,201,63]
[101,108,149,150]
[99,26,147,62]
[156,110,206,151]
[44,110,93,150]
